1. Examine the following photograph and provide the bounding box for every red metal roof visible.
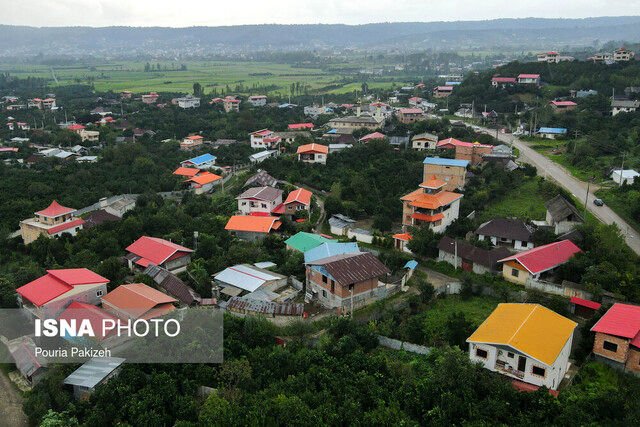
[359,132,387,142]
[271,203,286,214]
[518,74,540,78]
[296,143,328,154]
[16,269,108,307]
[288,123,314,129]
[492,77,517,82]
[47,218,85,235]
[126,236,193,266]
[591,303,640,342]
[570,296,601,311]
[67,124,85,130]
[284,188,312,206]
[35,200,76,217]
[392,232,413,242]
[172,167,201,177]
[550,101,577,107]
[57,301,118,341]
[498,240,581,275]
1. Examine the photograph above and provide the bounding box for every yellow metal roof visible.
[467,303,577,366]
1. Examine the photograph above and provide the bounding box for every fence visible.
[377,335,431,355]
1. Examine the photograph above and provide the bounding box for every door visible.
[517,356,526,372]
[461,260,472,272]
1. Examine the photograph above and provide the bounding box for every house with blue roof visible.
[423,157,469,190]
[180,153,216,168]
[304,242,360,264]
[538,127,568,140]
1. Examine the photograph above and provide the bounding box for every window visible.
[603,340,618,353]
[531,366,546,377]
[511,268,519,277]
[331,281,335,294]
[322,275,328,284]
[507,352,514,358]
[475,348,488,359]
[96,289,104,297]
[261,203,267,208]
[322,290,327,298]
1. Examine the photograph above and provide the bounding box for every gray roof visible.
[611,99,640,108]
[144,264,200,305]
[7,336,46,379]
[236,186,283,202]
[308,252,389,286]
[63,357,125,389]
[412,132,437,141]
[544,195,584,223]
[437,236,512,270]
[243,170,277,188]
[225,297,304,316]
[329,115,380,124]
[475,218,535,241]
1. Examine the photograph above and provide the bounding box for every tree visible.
[193,82,203,96]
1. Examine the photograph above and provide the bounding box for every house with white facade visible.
[249,129,281,149]
[475,218,535,251]
[467,303,577,390]
[248,95,267,107]
[236,186,284,215]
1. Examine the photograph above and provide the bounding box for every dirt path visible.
[0,370,27,426]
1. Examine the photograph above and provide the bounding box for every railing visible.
[495,360,524,379]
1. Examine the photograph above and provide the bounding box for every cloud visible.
[0,0,639,27]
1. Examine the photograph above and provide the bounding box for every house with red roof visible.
[400,175,463,233]
[20,201,85,244]
[517,74,541,85]
[437,138,494,165]
[358,132,386,143]
[101,283,177,320]
[57,301,118,343]
[225,215,282,241]
[392,232,413,253]
[16,269,109,319]
[397,108,424,124]
[498,240,581,286]
[250,129,281,149]
[491,77,517,87]
[591,303,640,373]
[297,143,328,164]
[288,123,314,130]
[236,186,284,215]
[550,100,577,113]
[283,187,313,216]
[223,98,240,112]
[125,236,194,274]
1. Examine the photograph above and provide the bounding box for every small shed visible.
[63,357,125,399]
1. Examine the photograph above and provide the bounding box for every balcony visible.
[495,360,524,379]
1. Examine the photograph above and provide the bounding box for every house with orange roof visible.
[225,215,282,241]
[180,135,204,151]
[400,175,463,233]
[185,171,222,194]
[101,283,177,320]
[283,187,313,216]
[125,236,194,273]
[467,303,577,390]
[392,232,413,253]
[173,167,201,177]
[20,200,85,244]
[297,143,328,164]
[16,268,109,319]
[141,92,159,104]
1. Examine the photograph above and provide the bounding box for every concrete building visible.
[422,157,469,190]
[20,201,85,244]
[400,175,463,234]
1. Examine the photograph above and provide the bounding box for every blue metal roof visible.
[404,260,418,270]
[326,129,338,134]
[304,242,360,264]
[185,153,216,165]
[445,81,462,85]
[538,127,567,134]
[423,157,469,167]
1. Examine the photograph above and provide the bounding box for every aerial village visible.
[1,44,640,422]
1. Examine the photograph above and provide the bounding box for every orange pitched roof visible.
[187,172,222,185]
[467,303,577,366]
[401,189,462,210]
[284,188,312,206]
[225,215,280,233]
[419,175,446,189]
[173,167,200,177]
[101,283,176,320]
[185,135,203,140]
[392,233,413,242]
[296,143,328,155]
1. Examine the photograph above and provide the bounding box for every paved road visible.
[472,125,640,255]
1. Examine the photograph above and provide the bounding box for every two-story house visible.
[20,201,85,244]
[249,129,281,149]
[248,95,267,107]
[16,268,109,319]
[236,186,284,215]
[282,187,312,216]
[400,175,463,233]
[411,133,438,150]
[517,74,541,84]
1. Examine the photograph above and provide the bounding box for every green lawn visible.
[480,179,547,221]
[422,295,500,327]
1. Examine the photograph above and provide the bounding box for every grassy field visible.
[480,179,548,221]
[0,60,411,96]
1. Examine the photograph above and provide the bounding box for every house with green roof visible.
[285,232,335,253]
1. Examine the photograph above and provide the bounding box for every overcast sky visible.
[1,0,639,27]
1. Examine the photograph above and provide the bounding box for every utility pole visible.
[350,287,354,317]
[584,180,590,220]
[618,152,626,186]
[454,240,458,269]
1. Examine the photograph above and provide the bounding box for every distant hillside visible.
[1,17,640,56]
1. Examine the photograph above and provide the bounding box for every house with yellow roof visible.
[467,303,577,390]
[400,175,462,234]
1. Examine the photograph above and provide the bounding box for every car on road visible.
[593,198,604,206]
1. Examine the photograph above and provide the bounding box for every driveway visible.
[0,371,27,426]
[471,125,640,255]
